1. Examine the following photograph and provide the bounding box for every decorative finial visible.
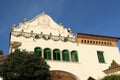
[24,18,28,22]
[11,24,16,31]
[67,28,72,33]
[41,12,45,15]
[59,23,62,26]
[13,24,16,27]
[68,28,71,31]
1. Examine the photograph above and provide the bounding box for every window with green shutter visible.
[53,49,60,61]
[71,51,78,62]
[44,48,51,60]
[97,51,105,63]
[34,47,42,57]
[62,50,70,61]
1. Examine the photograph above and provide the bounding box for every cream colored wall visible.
[10,35,120,80]
[76,44,120,79]
[9,13,120,80]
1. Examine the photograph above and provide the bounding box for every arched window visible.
[34,47,42,57]
[62,50,70,61]
[44,48,51,60]
[71,51,78,62]
[53,49,60,61]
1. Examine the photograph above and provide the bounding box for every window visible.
[97,51,105,63]
[71,51,78,62]
[53,49,60,61]
[34,47,42,57]
[44,48,51,60]
[62,50,70,61]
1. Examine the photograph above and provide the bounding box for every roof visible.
[77,33,120,42]
[103,66,120,74]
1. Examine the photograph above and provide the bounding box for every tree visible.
[0,50,3,55]
[0,49,50,80]
[101,74,120,80]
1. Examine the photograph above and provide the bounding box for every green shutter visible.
[97,51,105,63]
[44,48,51,60]
[62,50,70,61]
[71,51,78,62]
[53,49,60,61]
[34,47,42,57]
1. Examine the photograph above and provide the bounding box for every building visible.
[9,13,120,80]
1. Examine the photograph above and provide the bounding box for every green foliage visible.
[0,49,50,80]
[109,60,119,69]
[101,74,120,80]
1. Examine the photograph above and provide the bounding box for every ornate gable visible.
[11,12,76,43]
[12,12,74,37]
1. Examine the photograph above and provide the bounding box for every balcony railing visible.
[11,31,76,43]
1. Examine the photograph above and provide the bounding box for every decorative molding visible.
[76,33,119,47]
[38,15,50,26]
[11,31,76,43]
[10,41,22,49]
[77,33,119,42]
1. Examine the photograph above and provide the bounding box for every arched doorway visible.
[50,70,79,80]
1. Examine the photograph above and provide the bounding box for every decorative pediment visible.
[12,12,74,37]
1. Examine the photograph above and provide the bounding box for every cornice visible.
[77,33,119,42]
[76,33,119,47]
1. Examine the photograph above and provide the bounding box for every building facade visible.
[9,13,120,80]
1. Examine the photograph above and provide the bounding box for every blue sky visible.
[0,0,120,54]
